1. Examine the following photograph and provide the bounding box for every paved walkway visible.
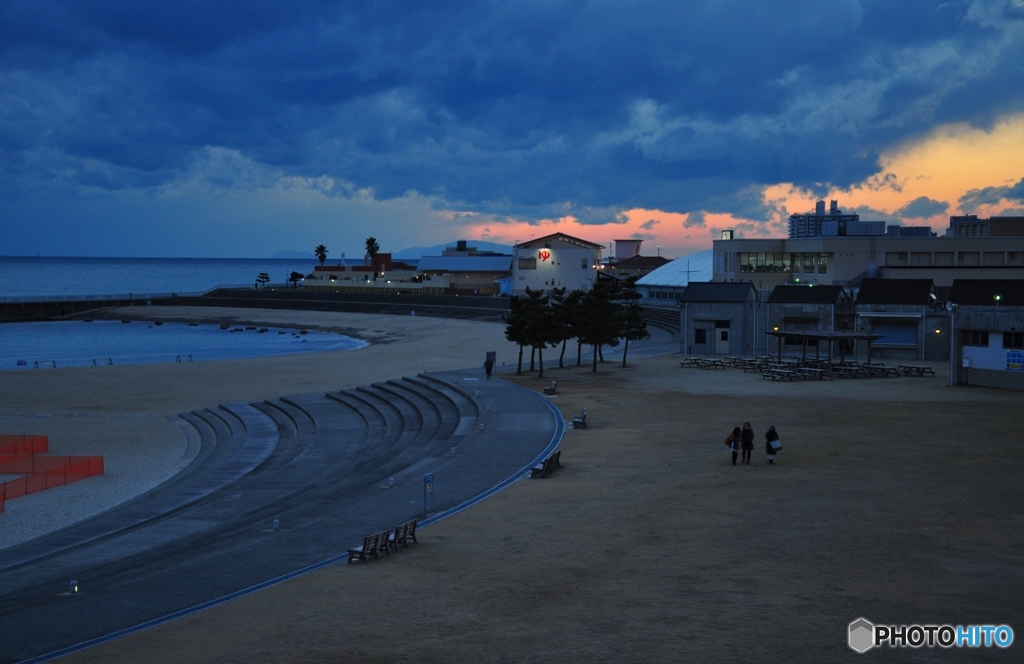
[0,370,561,663]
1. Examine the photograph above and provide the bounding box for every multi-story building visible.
[714,219,1024,289]
[511,233,603,294]
[947,215,1024,238]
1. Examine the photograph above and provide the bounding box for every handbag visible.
[771,439,782,451]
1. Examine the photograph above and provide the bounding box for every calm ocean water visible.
[0,257,368,368]
[0,256,343,300]
[0,320,366,370]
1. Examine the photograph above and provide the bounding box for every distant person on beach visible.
[765,425,781,464]
[725,426,741,466]
[741,422,754,464]
[484,357,494,380]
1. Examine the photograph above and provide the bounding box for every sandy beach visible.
[0,308,523,548]
[4,307,1023,661]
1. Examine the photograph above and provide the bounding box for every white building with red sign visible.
[511,233,604,294]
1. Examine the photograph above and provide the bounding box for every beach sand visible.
[4,308,1022,661]
[0,308,523,548]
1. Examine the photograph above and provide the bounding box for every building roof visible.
[613,255,671,269]
[855,279,934,305]
[418,255,513,272]
[767,284,845,304]
[517,232,605,250]
[635,250,714,287]
[949,279,1024,306]
[680,281,755,303]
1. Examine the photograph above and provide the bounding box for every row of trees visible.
[314,237,380,266]
[504,279,648,376]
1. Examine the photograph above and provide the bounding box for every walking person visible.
[741,422,754,465]
[484,356,494,380]
[725,426,742,466]
[765,425,781,464]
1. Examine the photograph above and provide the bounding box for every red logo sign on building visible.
[537,249,551,262]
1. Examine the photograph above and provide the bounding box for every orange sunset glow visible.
[465,113,1024,259]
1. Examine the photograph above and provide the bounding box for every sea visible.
[0,257,368,369]
[0,256,337,300]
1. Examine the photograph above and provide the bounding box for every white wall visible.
[513,242,598,293]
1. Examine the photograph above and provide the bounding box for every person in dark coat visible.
[741,422,754,464]
[765,425,780,464]
[484,357,494,380]
[726,426,742,466]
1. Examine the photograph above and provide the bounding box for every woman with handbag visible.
[725,426,742,466]
[765,424,781,464]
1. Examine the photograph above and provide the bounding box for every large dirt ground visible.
[3,309,1021,662]
[61,332,1023,663]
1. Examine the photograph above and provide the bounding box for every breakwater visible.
[0,290,511,324]
[0,297,168,323]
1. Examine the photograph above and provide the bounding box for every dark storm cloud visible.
[958,176,1024,212]
[895,196,950,218]
[1,0,1023,226]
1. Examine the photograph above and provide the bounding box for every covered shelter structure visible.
[766,330,884,365]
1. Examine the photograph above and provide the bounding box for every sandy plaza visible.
[1,306,1022,662]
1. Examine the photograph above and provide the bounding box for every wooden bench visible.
[572,409,587,429]
[388,519,418,550]
[531,450,562,478]
[542,380,558,395]
[347,529,392,563]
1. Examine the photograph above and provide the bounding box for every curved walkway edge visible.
[14,370,564,664]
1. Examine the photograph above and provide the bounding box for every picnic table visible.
[898,365,936,377]
[862,363,900,377]
[829,365,859,378]
[796,367,832,380]
[762,368,797,381]
[678,357,701,368]
[697,358,727,370]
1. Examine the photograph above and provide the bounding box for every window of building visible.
[1004,332,1024,349]
[694,329,707,344]
[581,258,588,269]
[962,330,989,347]
[738,252,790,273]
[518,258,537,270]
[817,253,828,274]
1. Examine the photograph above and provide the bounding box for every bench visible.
[388,519,418,550]
[678,357,701,368]
[542,380,558,395]
[531,450,562,478]
[697,359,727,370]
[572,409,587,429]
[347,530,392,563]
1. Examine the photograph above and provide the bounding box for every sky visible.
[2,0,1023,259]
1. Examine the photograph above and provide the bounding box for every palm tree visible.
[365,237,380,262]
[314,244,328,266]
